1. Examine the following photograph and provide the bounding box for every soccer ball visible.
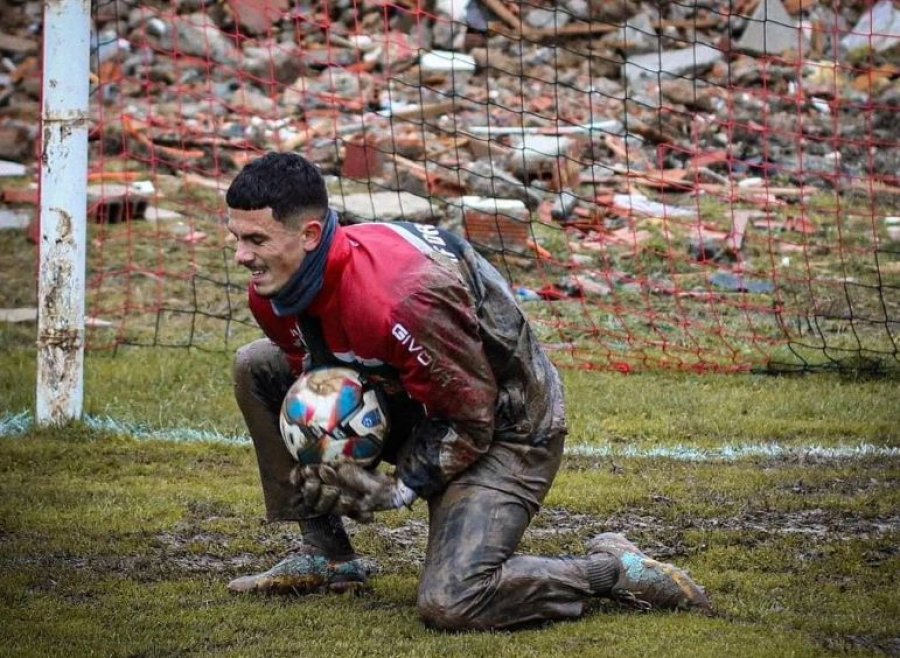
[279,366,389,466]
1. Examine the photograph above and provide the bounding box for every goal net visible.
[35,0,900,373]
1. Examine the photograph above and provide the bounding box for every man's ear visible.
[301,220,323,251]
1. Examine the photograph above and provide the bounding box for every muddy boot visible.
[228,545,371,595]
[587,533,712,613]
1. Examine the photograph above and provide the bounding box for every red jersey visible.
[249,221,566,498]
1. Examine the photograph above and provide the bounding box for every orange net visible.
[56,1,897,373]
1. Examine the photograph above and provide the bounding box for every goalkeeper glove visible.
[290,463,417,522]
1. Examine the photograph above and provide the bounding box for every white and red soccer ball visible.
[279,366,389,466]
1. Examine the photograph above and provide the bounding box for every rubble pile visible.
[1,1,896,215]
[0,0,897,367]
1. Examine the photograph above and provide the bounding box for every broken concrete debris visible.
[461,195,530,251]
[623,43,724,93]
[0,0,896,306]
[737,0,807,56]
[841,0,900,54]
[419,50,477,93]
[330,190,436,224]
[0,206,30,230]
[87,183,149,224]
[710,271,776,294]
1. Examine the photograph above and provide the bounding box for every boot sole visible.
[228,573,370,596]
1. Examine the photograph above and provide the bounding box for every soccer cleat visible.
[227,546,370,596]
[587,533,712,613]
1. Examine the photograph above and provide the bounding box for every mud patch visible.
[150,501,898,578]
[820,633,900,657]
[8,501,896,587]
[543,505,898,545]
[154,530,258,573]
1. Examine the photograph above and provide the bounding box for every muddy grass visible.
[11,490,892,589]
[1,425,897,656]
[145,505,899,575]
[133,505,895,656]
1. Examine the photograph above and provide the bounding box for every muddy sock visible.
[587,555,620,595]
[299,515,355,559]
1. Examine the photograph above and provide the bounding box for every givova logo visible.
[391,323,454,387]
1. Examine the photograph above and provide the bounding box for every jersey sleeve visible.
[383,272,497,499]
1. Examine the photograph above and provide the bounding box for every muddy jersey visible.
[248,221,566,498]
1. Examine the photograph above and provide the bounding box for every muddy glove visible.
[333,463,418,517]
[289,464,343,518]
[289,464,415,522]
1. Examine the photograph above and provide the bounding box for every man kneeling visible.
[225,152,712,630]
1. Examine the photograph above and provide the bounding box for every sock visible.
[299,515,355,559]
[587,555,620,595]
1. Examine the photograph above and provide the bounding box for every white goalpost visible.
[36,0,91,425]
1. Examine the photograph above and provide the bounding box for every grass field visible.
[1,342,898,657]
[2,165,898,655]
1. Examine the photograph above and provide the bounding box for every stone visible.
[0,160,27,177]
[841,0,900,54]
[330,190,437,223]
[0,126,32,163]
[737,0,807,56]
[0,308,37,323]
[885,217,900,241]
[506,134,582,192]
[146,206,186,223]
[0,207,30,230]
[565,273,611,298]
[588,0,640,23]
[464,160,544,210]
[619,9,659,53]
[551,190,580,222]
[227,84,278,115]
[461,196,530,252]
[688,237,739,264]
[244,45,308,85]
[435,0,470,22]
[613,192,696,219]
[170,13,240,65]
[227,0,289,35]
[419,50,476,93]
[710,271,775,294]
[524,7,572,30]
[87,184,149,224]
[623,43,723,93]
[92,29,131,65]
[562,0,589,20]
[0,32,38,54]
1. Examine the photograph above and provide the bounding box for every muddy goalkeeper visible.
[224,152,712,630]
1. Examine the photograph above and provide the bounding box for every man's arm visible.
[384,277,497,500]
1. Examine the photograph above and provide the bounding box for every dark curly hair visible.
[226,152,329,228]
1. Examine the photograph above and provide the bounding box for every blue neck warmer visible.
[271,208,338,317]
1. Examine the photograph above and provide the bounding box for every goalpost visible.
[36,0,91,425]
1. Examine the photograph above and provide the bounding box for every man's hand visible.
[333,463,417,515]
[289,463,417,522]
[289,464,342,518]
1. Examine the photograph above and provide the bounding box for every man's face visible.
[226,207,311,297]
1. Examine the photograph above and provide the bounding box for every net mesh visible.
[59,1,900,372]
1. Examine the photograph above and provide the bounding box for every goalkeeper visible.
[225,152,711,630]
